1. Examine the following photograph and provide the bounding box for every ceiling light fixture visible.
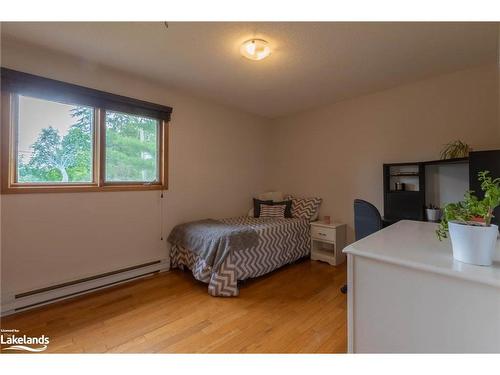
[240,39,271,61]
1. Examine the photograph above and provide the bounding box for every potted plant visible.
[439,140,471,160]
[436,171,500,266]
[425,204,441,222]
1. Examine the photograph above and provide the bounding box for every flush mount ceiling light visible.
[240,39,271,61]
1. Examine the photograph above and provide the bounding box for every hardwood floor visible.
[0,259,347,353]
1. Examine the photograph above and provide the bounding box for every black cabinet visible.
[383,163,425,221]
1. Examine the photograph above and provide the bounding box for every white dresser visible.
[310,221,346,265]
[343,220,500,353]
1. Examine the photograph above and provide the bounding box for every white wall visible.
[0,39,272,300]
[425,164,469,207]
[1,38,499,305]
[269,64,500,242]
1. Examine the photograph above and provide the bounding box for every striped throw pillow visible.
[259,204,286,218]
[286,195,322,221]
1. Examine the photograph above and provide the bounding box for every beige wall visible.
[0,39,272,300]
[269,64,500,242]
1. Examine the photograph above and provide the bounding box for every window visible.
[16,95,94,184]
[1,68,172,193]
[104,111,159,183]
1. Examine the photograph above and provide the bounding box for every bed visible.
[169,216,311,296]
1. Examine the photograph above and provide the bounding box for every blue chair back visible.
[354,199,383,241]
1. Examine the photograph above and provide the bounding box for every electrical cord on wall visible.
[160,190,165,241]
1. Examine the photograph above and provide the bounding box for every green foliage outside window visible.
[105,111,158,182]
[18,106,158,183]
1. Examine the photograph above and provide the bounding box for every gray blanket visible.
[167,219,259,270]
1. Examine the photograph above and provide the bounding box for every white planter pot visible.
[448,221,498,266]
[425,209,441,222]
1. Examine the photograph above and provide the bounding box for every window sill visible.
[1,184,167,194]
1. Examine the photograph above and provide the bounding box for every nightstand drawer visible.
[311,226,336,242]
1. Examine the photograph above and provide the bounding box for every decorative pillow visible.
[272,200,293,218]
[259,204,286,218]
[286,195,322,221]
[254,198,292,218]
[253,198,273,218]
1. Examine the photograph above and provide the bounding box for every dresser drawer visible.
[311,225,336,242]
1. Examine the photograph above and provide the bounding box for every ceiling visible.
[1,22,498,118]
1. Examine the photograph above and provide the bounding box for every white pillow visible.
[257,191,284,202]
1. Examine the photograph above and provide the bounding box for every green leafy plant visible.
[439,140,471,160]
[436,171,500,240]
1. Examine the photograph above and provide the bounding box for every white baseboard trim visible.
[1,259,170,317]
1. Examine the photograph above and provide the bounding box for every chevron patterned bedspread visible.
[170,216,311,296]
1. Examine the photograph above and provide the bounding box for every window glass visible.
[104,111,159,182]
[16,95,94,183]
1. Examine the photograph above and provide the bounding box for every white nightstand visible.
[310,221,346,266]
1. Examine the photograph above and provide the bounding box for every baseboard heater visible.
[2,259,169,316]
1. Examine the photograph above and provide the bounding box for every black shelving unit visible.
[382,152,499,225]
[389,173,420,177]
[423,156,469,166]
[383,162,425,221]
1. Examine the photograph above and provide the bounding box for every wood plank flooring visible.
[0,259,347,353]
